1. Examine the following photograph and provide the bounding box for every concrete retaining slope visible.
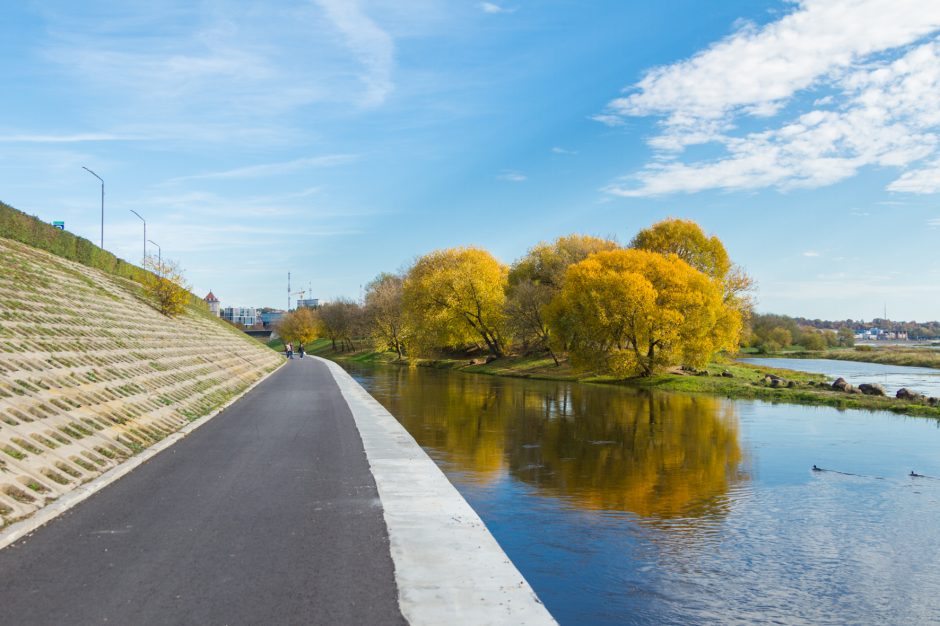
[0,237,282,526]
[320,357,557,626]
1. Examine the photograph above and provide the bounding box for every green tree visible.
[766,326,793,350]
[801,329,827,351]
[837,327,855,347]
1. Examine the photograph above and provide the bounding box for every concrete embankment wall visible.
[0,237,281,525]
[321,358,557,625]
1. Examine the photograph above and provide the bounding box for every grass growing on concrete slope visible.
[0,236,283,527]
[311,341,940,419]
[0,199,208,311]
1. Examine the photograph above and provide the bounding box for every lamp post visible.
[130,210,146,263]
[81,166,104,249]
[148,239,161,273]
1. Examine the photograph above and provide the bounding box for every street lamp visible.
[81,166,104,249]
[129,210,145,263]
[147,239,161,272]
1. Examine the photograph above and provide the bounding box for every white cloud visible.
[551,146,577,155]
[314,0,395,107]
[165,154,357,183]
[803,251,821,257]
[887,159,940,193]
[600,0,940,196]
[480,3,513,14]
[602,0,940,131]
[0,133,141,143]
[498,169,526,182]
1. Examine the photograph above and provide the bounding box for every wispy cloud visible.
[314,0,395,107]
[803,251,820,257]
[479,2,514,14]
[166,154,357,183]
[498,169,526,182]
[600,0,940,196]
[0,133,143,143]
[551,146,577,155]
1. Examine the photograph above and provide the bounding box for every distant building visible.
[855,327,909,341]
[204,291,220,317]
[221,306,257,327]
[296,298,319,309]
[260,311,285,328]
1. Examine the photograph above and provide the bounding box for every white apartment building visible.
[221,306,258,326]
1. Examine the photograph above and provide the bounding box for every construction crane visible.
[290,288,306,310]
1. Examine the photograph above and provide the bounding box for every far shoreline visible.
[294,338,940,420]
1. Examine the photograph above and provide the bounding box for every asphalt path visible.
[0,357,406,625]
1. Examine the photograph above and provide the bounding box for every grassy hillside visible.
[0,235,282,527]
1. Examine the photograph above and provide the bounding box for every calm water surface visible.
[343,362,940,625]
[742,357,940,396]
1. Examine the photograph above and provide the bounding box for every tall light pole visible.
[82,166,104,249]
[130,210,146,263]
[148,239,161,272]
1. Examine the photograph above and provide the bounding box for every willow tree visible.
[547,249,738,377]
[631,218,755,311]
[317,299,362,351]
[507,235,619,362]
[364,272,409,359]
[403,247,509,357]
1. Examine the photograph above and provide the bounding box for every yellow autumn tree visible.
[276,307,320,347]
[631,217,755,311]
[142,255,191,318]
[547,249,736,376]
[403,247,509,357]
[507,235,619,362]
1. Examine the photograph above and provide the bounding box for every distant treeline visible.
[789,317,940,340]
[279,218,755,377]
[744,313,940,353]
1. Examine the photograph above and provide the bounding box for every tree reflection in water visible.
[349,363,747,523]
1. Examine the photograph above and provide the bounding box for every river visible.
[741,357,940,397]
[342,362,940,625]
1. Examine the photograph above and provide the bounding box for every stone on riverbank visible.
[859,383,886,396]
[832,377,850,391]
[897,388,926,402]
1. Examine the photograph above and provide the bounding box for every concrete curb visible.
[319,357,557,626]
[0,360,285,551]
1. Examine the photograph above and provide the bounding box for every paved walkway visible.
[0,358,405,625]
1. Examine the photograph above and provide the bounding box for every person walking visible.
[286,341,293,359]
[298,342,305,359]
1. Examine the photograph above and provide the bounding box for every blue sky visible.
[3,0,940,320]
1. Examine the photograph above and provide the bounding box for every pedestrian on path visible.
[298,343,305,359]
[286,342,293,359]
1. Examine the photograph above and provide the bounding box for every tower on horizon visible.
[204,291,220,317]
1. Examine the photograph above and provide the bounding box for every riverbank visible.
[305,340,940,419]
[773,345,940,369]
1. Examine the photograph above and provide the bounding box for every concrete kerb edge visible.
[318,356,557,626]
[0,358,286,551]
